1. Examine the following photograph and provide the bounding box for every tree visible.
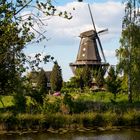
[106,66,121,99]
[82,66,92,87]
[95,68,105,88]
[116,0,140,102]
[0,0,72,95]
[0,1,30,94]
[50,62,63,92]
[64,76,82,89]
[75,67,92,90]
[0,0,72,113]
[13,90,27,113]
[37,69,48,94]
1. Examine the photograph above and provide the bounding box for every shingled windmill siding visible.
[77,30,101,65]
[70,30,108,74]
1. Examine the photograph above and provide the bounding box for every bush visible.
[17,114,45,130]
[0,112,17,130]
[29,89,44,105]
[92,114,105,126]
[13,93,26,113]
[63,93,74,114]
[73,100,87,113]
[43,97,61,114]
[0,111,140,131]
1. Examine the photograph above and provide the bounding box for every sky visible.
[24,0,124,81]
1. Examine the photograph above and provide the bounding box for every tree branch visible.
[14,0,32,15]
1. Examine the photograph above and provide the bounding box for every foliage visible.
[0,92,140,115]
[75,76,84,90]
[0,110,140,131]
[63,93,74,114]
[82,66,92,87]
[13,93,26,113]
[74,67,92,90]
[0,0,72,95]
[0,0,74,116]
[0,96,13,108]
[0,14,27,94]
[116,0,140,102]
[37,69,48,94]
[106,66,121,99]
[118,74,128,94]
[63,77,79,89]
[43,97,61,114]
[95,68,105,88]
[50,62,63,92]
[29,89,44,106]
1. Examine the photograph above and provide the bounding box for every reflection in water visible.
[0,130,140,140]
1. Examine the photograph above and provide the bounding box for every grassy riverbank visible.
[0,92,140,133]
[0,110,140,132]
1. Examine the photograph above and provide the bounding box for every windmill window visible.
[83,48,86,51]
[82,54,85,57]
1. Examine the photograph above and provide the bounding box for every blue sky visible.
[55,0,122,5]
[24,0,124,81]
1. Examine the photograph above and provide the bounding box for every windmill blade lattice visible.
[88,4,107,63]
[96,36,106,63]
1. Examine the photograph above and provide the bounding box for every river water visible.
[0,130,140,140]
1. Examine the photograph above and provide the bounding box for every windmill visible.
[70,4,109,76]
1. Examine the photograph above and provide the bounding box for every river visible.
[0,130,140,140]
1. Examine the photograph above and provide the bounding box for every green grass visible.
[0,92,136,107]
[70,92,128,103]
[0,92,133,109]
[0,92,139,131]
[116,93,128,102]
[0,92,139,114]
[0,111,140,131]
[0,96,13,108]
[78,92,113,102]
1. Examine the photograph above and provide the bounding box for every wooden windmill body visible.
[70,4,109,75]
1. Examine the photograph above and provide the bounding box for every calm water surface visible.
[0,130,140,140]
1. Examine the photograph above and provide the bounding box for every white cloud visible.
[104,50,115,57]
[25,1,124,81]
[44,1,124,46]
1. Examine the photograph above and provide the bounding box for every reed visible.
[0,110,140,131]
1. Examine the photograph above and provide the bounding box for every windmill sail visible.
[88,4,107,63]
[70,3,109,74]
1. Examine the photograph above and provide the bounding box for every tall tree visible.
[106,66,121,99]
[37,69,48,94]
[116,0,140,102]
[82,66,92,87]
[95,68,105,88]
[0,0,72,95]
[0,1,30,94]
[50,62,63,92]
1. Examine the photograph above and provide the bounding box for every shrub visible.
[0,112,17,130]
[63,93,74,114]
[43,97,61,114]
[13,93,26,113]
[73,100,87,113]
[17,114,45,130]
[92,114,105,126]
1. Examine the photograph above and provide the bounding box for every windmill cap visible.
[80,30,96,38]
